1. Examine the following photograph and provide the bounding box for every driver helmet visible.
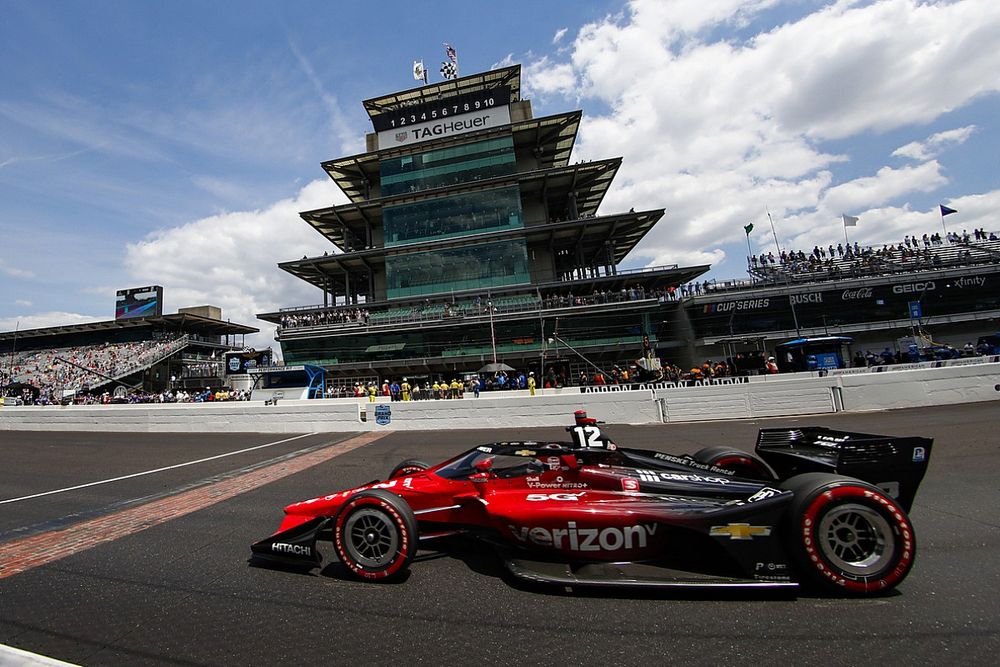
[574,409,598,426]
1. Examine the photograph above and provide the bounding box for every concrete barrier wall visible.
[0,400,365,433]
[656,376,838,422]
[838,363,1000,411]
[2,362,998,432]
[364,390,660,430]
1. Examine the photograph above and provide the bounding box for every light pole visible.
[488,300,497,364]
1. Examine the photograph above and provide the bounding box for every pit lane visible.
[0,404,997,665]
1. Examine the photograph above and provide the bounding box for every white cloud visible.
[820,162,948,216]
[892,125,978,161]
[523,57,578,98]
[553,28,569,44]
[124,179,347,352]
[0,260,35,279]
[518,0,1000,270]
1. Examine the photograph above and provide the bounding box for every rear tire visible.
[692,446,776,480]
[333,489,418,581]
[781,473,915,596]
[388,459,430,478]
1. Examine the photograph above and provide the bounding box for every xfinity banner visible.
[377,105,511,149]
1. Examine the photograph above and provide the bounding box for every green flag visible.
[744,222,754,235]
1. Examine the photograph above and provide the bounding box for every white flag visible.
[413,60,425,81]
[843,214,859,227]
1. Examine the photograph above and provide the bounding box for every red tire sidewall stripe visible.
[801,485,914,593]
[334,495,411,580]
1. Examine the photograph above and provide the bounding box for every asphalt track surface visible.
[0,404,997,666]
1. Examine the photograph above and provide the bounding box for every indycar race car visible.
[251,412,933,596]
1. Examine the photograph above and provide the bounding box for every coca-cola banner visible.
[690,270,997,338]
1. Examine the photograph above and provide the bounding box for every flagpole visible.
[745,227,753,274]
[844,219,850,246]
[765,207,781,256]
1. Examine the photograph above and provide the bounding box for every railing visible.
[730,237,1000,294]
[276,263,682,314]
[277,293,673,337]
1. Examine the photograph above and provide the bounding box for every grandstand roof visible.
[0,318,149,342]
[151,313,259,336]
[279,208,666,293]
[301,157,621,251]
[0,314,258,343]
[322,110,582,203]
[362,65,521,119]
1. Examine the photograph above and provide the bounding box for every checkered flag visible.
[440,61,457,80]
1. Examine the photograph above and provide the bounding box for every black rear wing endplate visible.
[754,427,932,511]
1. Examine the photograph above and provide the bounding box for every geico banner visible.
[377,105,511,149]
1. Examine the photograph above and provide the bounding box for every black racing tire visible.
[692,446,777,480]
[333,489,418,581]
[781,473,915,596]
[388,459,431,478]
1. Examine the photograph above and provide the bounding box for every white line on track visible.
[0,432,319,505]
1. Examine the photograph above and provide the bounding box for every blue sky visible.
[2,0,999,350]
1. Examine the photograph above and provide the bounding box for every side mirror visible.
[560,453,580,470]
[474,458,494,472]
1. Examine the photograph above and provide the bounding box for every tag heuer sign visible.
[377,105,511,149]
[375,404,392,426]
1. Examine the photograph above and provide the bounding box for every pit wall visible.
[2,360,998,432]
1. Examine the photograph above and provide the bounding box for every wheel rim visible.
[342,507,399,569]
[817,503,894,576]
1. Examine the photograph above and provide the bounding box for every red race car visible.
[251,412,932,596]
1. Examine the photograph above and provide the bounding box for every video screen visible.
[115,286,163,319]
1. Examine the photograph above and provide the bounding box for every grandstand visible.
[1,308,259,403]
[674,230,1000,364]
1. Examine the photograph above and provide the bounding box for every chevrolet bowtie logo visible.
[710,523,772,540]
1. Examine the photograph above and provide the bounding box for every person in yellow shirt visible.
[528,372,537,396]
[432,380,440,399]
[401,378,411,401]
[368,383,377,402]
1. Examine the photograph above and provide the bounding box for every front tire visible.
[782,473,915,596]
[388,459,430,478]
[333,489,418,581]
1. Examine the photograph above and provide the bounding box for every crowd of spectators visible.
[748,228,999,283]
[279,308,370,329]
[2,339,185,403]
[541,286,685,309]
[13,387,253,406]
[324,367,562,402]
[851,339,989,368]
[277,284,707,333]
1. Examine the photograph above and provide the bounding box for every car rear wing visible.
[754,427,932,511]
